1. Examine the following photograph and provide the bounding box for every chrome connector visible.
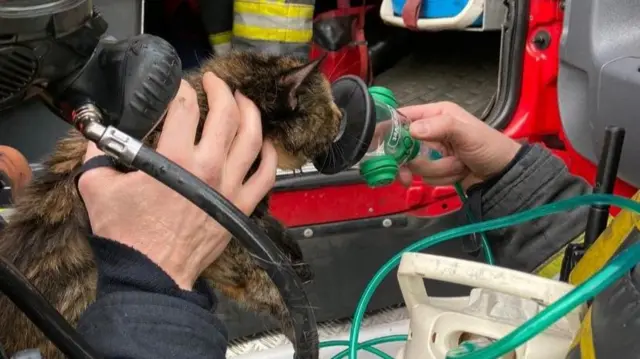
[97,126,143,166]
[71,103,105,143]
[71,103,142,166]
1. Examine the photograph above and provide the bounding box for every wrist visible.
[491,139,523,179]
[93,230,198,290]
[467,142,531,194]
[134,246,199,290]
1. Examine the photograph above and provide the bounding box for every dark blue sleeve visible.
[76,235,228,358]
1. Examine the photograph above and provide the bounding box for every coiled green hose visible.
[340,193,640,359]
[320,335,408,359]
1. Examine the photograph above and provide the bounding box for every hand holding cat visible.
[77,72,278,290]
[397,101,522,190]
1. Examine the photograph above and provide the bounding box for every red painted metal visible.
[499,0,637,215]
[269,0,638,227]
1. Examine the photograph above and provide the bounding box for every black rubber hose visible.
[131,145,318,359]
[0,256,101,359]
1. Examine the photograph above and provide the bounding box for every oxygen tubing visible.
[453,182,495,265]
[319,335,408,359]
[346,193,640,359]
[426,150,494,264]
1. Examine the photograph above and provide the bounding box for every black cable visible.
[131,145,318,359]
[584,126,625,248]
[0,256,101,359]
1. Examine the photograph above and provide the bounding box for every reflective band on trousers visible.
[210,31,233,56]
[232,0,315,59]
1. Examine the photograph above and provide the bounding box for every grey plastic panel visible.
[558,0,640,187]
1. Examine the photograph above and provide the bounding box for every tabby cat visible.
[0,51,342,358]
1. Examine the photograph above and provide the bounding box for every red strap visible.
[355,28,370,83]
[402,0,423,29]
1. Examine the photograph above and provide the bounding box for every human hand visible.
[397,101,522,189]
[78,73,277,290]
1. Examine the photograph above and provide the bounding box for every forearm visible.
[77,236,228,358]
[464,144,592,272]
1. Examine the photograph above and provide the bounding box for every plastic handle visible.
[397,252,580,320]
[379,0,484,30]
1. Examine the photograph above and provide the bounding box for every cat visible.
[0,51,342,358]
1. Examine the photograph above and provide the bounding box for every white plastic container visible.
[395,252,586,359]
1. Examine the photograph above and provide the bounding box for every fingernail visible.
[410,121,429,136]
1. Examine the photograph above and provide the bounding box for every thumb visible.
[408,114,460,144]
[77,141,120,198]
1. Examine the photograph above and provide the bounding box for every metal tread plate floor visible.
[227,32,500,357]
[374,32,499,116]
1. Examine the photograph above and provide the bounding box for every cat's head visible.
[192,51,342,170]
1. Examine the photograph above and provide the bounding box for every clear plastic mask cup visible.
[359,101,434,187]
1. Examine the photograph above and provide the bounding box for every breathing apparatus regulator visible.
[0,1,379,359]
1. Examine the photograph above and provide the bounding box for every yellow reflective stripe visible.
[534,243,572,279]
[209,31,232,46]
[569,308,596,359]
[569,204,637,286]
[232,23,312,43]
[234,1,314,19]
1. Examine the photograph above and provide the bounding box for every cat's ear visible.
[281,56,325,109]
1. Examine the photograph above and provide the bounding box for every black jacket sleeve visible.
[76,235,228,359]
[464,143,592,273]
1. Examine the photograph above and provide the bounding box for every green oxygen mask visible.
[359,86,440,187]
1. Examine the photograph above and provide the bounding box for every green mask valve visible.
[359,86,426,187]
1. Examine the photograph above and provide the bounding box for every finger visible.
[398,166,414,187]
[422,142,451,158]
[407,156,467,179]
[223,91,263,186]
[197,72,240,156]
[157,80,200,155]
[409,114,460,144]
[235,141,278,214]
[77,142,119,198]
[397,102,452,121]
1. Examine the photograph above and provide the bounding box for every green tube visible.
[319,335,408,359]
[453,182,495,265]
[427,150,495,265]
[347,193,640,359]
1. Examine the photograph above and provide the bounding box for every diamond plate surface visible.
[227,31,500,357]
[227,307,409,357]
[374,31,499,115]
